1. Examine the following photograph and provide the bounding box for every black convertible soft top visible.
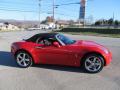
[26,33,58,42]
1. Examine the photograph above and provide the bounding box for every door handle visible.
[35,46,43,49]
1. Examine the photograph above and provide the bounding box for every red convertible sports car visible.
[11,33,112,73]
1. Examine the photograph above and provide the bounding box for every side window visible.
[36,37,52,46]
[36,37,44,44]
[36,36,58,46]
[46,38,58,45]
[44,39,52,46]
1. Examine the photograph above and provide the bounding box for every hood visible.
[70,40,109,53]
[73,40,104,48]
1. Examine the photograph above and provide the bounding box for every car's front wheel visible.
[15,51,33,68]
[82,54,104,73]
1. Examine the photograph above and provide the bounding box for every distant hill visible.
[0,19,39,28]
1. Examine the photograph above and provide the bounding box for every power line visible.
[46,12,75,18]
[0,8,37,13]
[55,2,80,7]
[55,0,94,7]
[0,8,75,17]
[0,1,37,6]
[56,13,75,18]
[0,7,52,14]
[0,0,89,21]
[0,1,52,8]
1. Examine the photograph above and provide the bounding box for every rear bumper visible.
[11,43,18,56]
[11,46,16,55]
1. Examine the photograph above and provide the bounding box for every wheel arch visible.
[15,49,35,64]
[81,52,106,66]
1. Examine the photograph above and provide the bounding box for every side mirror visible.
[53,42,60,47]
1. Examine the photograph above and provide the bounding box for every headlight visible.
[102,48,109,54]
[104,49,109,54]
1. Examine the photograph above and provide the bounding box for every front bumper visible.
[104,51,112,66]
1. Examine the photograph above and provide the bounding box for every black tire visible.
[82,54,104,73]
[15,51,33,68]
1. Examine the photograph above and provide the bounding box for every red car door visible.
[35,45,77,66]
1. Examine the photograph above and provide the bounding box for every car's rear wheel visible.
[82,54,104,73]
[15,51,33,68]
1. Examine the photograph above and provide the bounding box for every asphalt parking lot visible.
[0,30,120,90]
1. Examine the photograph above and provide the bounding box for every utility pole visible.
[53,0,55,22]
[113,12,115,21]
[52,0,55,30]
[38,0,41,29]
[23,15,26,29]
[113,12,115,27]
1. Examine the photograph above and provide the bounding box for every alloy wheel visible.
[83,54,104,73]
[16,51,32,68]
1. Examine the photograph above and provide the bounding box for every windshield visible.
[57,34,76,45]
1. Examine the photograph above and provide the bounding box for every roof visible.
[36,33,58,38]
[26,33,58,42]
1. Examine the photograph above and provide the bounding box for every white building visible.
[47,23,56,29]
[0,23,20,31]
